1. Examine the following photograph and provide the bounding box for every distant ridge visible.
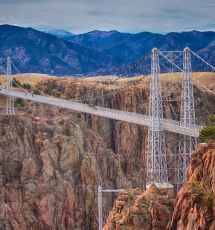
[0,25,118,75]
[46,29,75,38]
[1,24,215,76]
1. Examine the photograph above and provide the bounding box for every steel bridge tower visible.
[6,57,15,115]
[147,48,168,184]
[177,47,197,189]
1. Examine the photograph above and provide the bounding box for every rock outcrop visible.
[167,141,215,230]
[0,76,214,229]
[0,114,130,229]
[103,184,174,230]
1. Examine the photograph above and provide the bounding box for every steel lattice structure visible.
[177,48,197,189]
[6,58,15,114]
[147,48,168,184]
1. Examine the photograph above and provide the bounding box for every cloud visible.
[0,0,215,34]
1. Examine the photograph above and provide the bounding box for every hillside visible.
[1,25,215,76]
[0,25,118,76]
[66,30,215,74]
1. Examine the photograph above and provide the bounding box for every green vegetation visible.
[1,130,6,136]
[23,83,31,89]
[205,195,213,210]
[64,127,71,136]
[59,120,64,125]
[55,92,61,97]
[12,78,21,87]
[44,88,52,94]
[15,98,23,104]
[32,89,41,95]
[199,115,215,142]
[77,112,81,119]
[188,181,204,196]
[101,81,114,85]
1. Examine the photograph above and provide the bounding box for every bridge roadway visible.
[0,89,203,137]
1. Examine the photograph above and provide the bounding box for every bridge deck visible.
[0,89,202,137]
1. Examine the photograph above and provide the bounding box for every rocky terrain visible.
[0,112,131,229]
[103,184,174,230]
[167,141,215,230]
[0,75,214,229]
[103,141,215,230]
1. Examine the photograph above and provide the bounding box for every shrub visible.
[59,120,64,125]
[33,89,41,95]
[64,127,71,136]
[45,88,52,94]
[77,112,81,119]
[1,130,6,136]
[23,83,31,89]
[12,78,21,88]
[199,115,215,141]
[55,92,61,97]
[16,98,23,104]
[188,181,204,196]
[205,195,213,210]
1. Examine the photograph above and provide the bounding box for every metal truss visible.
[177,48,197,190]
[6,58,15,114]
[147,48,168,184]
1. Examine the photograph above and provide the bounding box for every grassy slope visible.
[0,72,214,93]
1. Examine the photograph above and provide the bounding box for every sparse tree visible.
[199,115,215,142]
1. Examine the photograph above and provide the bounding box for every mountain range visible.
[46,29,75,38]
[0,24,215,76]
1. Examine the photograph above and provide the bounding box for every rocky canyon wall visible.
[0,114,131,229]
[0,76,214,229]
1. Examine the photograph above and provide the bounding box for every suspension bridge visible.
[0,47,215,230]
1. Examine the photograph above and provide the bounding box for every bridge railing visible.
[0,89,203,137]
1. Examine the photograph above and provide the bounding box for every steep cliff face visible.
[167,141,215,230]
[103,184,174,230]
[35,77,215,181]
[0,75,215,229]
[0,114,130,229]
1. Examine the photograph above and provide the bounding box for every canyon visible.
[0,74,214,229]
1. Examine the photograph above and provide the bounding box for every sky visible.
[0,0,215,34]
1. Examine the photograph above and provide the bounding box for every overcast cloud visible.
[0,0,215,34]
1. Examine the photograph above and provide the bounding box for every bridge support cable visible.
[147,48,168,185]
[71,51,152,102]
[177,48,197,191]
[6,58,15,115]
[10,60,54,98]
[190,49,215,72]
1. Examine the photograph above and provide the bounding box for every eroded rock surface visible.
[0,114,130,229]
[103,184,174,230]
[167,142,215,230]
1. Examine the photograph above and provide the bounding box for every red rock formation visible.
[167,142,215,230]
[103,184,174,230]
[0,77,214,229]
[0,114,130,229]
